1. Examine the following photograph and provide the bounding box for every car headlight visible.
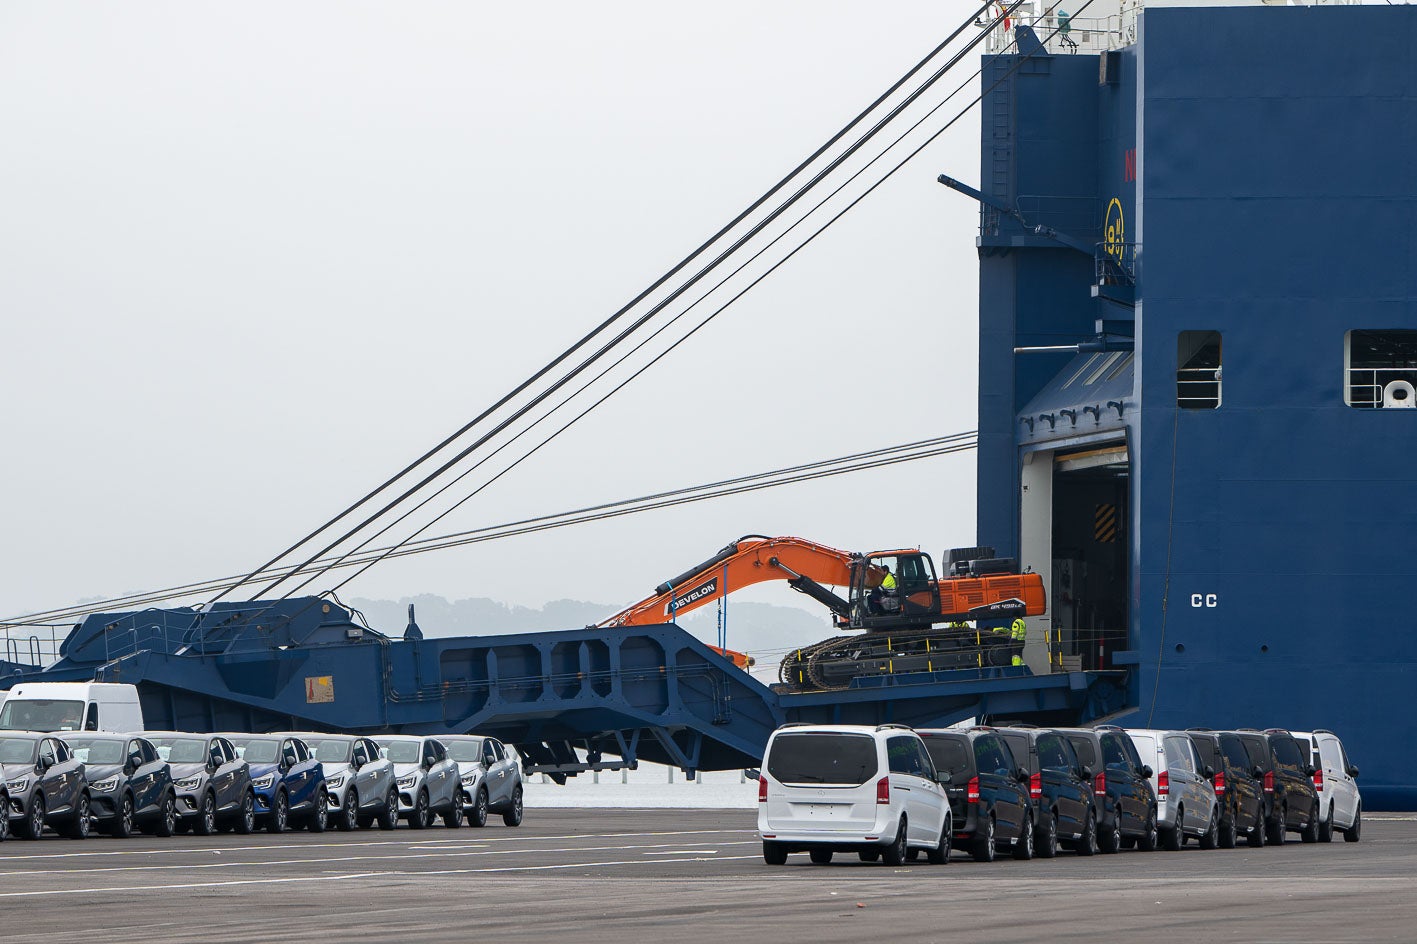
[175,777,202,791]
[325,775,344,789]
[396,775,416,788]
[90,777,120,793]
[461,771,480,783]
[251,775,275,790]
[6,778,28,792]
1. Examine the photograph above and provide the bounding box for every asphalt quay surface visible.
[1,810,1415,943]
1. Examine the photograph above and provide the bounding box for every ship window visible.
[1178,331,1221,409]
[1345,330,1417,408]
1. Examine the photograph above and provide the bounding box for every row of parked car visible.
[757,724,1362,865]
[0,730,525,841]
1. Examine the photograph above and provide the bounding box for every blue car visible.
[222,734,327,833]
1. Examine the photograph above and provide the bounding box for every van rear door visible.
[763,732,879,833]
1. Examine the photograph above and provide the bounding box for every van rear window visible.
[922,736,970,779]
[767,733,877,785]
[1191,737,1219,772]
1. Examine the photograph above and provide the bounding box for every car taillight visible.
[1313,767,1324,791]
[1093,771,1106,797]
[758,775,767,803]
[1213,770,1225,797]
[1029,771,1042,801]
[1263,771,1274,794]
[876,776,890,805]
[1158,770,1170,797]
[967,776,980,804]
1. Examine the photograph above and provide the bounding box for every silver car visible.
[1,732,91,840]
[294,733,398,831]
[443,735,524,828]
[374,735,462,829]
[1128,729,1219,850]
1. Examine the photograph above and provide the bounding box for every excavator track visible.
[779,627,1017,691]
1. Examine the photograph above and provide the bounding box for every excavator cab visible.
[849,550,942,630]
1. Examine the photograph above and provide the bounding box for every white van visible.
[0,682,144,733]
[758,723,950,866]
[1292,729,1362,842]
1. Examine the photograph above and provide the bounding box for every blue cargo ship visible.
[3,0,1412,809]
[962,0,1417,809]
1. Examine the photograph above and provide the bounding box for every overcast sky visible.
[0,2,986,630]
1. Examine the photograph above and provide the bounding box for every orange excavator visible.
[600,535,1045,689]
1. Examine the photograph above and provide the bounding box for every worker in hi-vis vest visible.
[1009,617,1027,666]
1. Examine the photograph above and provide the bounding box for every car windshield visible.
[766,733,877,786]
[309,739,353,764]
[229,739,279,764]
[377,740,421,764]
[922,736,971,779]
[0,738,39,764]
[64,738,125,765]
[447,740,485,763]
[149,738,208,764]
[0,699,84,732]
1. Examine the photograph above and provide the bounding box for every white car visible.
[1126,729,1219,850]
[442,735,524,828]
[1292,730,1361,842]
[374,736,462,829]
[758,723,951,866]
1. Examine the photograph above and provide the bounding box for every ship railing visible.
[1096,241,1139,285]
[1,623,66,670]
[983,2,1131,55]
[1346,367,1417,408]
[1177,367,1222,409]
[1044,625,1130,673]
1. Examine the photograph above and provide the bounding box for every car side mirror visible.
[422,757,434,771]
[1078,765,1093,780]
[1347,765,1360,778]
[1140,765,1153,779]
[1203,765,1215,779]
[1016,768,1030,784]
[1252,765,1265,779]
[351,757,363,771]
[36,756,52,773]
[1304,765,1316,778]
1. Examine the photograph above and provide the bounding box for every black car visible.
[1187,729,1266,848]
[997,727,1096,856]
[919,728,1034,861]
[1060,727,1158,853]
[1232,729,1320,844]
[59,734,177,839]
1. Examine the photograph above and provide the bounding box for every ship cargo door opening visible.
[1051,444,1129,672]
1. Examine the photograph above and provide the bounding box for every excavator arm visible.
[600,535,858,629]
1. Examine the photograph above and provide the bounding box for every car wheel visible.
[470,788,489,828]
[972,813,997,862]
[377,788,398,830]
[1300,803,1320,844]
[111,793,135,840]
[338,789,359,832]
[1034,810,1059,858]
[1219,811,1238,849]
[1247,802,1266,848]
[1099,819,1121,855]
[409,790,430,830]
[1266,805,1285,845]
[1138,806,1159,852]
[762,840,788,865]
[0,799,9,842]
[195,791,218,836]
[1161,805,1182,852]
[234,791,256,835]
[502,786,523,827]
[858,849,880,862]
[1199,806,1220,850]
[881,818,908,866]
[928,814,953,864]
[154,793,177,838]
[66,794,91,840]
[442,796,463,829]
[1318,803,1334,843]
[1075,808,1098,856]
[809,848,833,865]
[267,790,288,834]
[1343,803,1361,843]
[21,794,46,840]
[1012,815,1034,861]
[308,791,329,832]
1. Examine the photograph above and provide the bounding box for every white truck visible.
[0,681,144,733]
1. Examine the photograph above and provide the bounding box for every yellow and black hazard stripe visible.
[1095,503,1118,543]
